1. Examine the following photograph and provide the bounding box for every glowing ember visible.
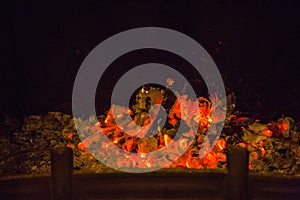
[64,85,299,174]
[262,129,272,137]
[164,134,171,146]
[73,86,228,170]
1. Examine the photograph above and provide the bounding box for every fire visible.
[113,138,119,144]
[146,161,151,168]
[66,86,296,172]
[251,152,259,160]
[77,142,86,151]
[260,147,266,157]
[164,134,171,146]
[67,132,75,139]
[70,89,228,170]
[262,129,272,137]
[215,138,226,151]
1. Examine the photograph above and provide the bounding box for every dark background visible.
[1,0,300,121]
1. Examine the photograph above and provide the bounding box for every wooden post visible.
[51,147,73,200]
[227,145,249,200]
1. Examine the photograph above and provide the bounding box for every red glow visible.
[77,142,86,151]
[260,147,266,157]
[262,129,272,137]
[67,89,286,171]
[280,123,289,133]
[215,139,226,151]
[168,118,177,126]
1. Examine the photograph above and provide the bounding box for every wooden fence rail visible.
[50,145,249,199]
[0,145,299,199]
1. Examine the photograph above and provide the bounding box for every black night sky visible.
[1,1,300,120]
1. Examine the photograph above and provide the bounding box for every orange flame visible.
[164,134,171,146]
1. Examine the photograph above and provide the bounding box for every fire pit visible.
[1,85,300,199]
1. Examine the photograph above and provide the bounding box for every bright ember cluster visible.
[76,87,228,170]
[72,86,300,174]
